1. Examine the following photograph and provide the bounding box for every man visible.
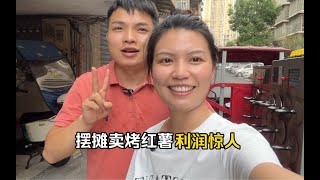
[42,0,169,179]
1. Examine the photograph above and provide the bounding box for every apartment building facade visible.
[200,0,238,47]
[273,0,304,50]
[175,0,190,10]
[200,0,212,33]
[189,0,202,16]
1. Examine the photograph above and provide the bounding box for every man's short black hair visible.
[107,0,159,27]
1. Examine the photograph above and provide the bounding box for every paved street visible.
[209,68,252,99]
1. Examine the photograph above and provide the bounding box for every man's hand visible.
[82,67,112,126]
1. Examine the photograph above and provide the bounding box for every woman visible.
[126,15,303,179]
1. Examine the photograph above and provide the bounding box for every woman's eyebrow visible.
[155,52,175,57]
[187,50,206,55]
[155,50,207,57]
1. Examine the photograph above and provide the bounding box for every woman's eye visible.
[160,58,172,63]
[138,28,148,32]
[191,57,201,62]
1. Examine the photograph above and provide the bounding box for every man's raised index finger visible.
[100,68,110,97]
[92,67,99,93]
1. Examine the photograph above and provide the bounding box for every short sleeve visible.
[54,76,89,127]
[221,124,282,179]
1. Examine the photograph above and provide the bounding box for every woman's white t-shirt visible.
[126,113,281,180]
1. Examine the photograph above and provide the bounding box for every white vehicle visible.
[242,70,253,79]
[235,63,264,77]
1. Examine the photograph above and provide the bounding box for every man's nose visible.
[124,29,135,44]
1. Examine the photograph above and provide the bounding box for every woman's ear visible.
[211,63,217,81]
[211,71,215,82]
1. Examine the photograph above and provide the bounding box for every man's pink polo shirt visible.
[54,60,169,179]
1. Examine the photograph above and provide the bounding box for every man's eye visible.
[113,27,123,31]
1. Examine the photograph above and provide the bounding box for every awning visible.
[218,46,291,65]
[16,40,65,61]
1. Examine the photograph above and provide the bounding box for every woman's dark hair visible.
[147,14,218,73]
[107,0,159,28]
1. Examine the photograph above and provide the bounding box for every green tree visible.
[226,40,237,46]
[228,0,280,46]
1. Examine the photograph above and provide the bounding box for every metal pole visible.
[279,52,284,60]
[219,50,227,116]
[300,130,304,176]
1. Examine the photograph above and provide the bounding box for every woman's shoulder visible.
[206,113,260,136]
[145,119,168,133]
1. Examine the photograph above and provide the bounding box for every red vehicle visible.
[207,46,290,124]
[206,46,304,175]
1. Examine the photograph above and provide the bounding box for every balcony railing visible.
[287,14,304,35]
[276,0,289,6]
[275,5,289,25]
[289,0,304,17]
[274,23,287,40]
